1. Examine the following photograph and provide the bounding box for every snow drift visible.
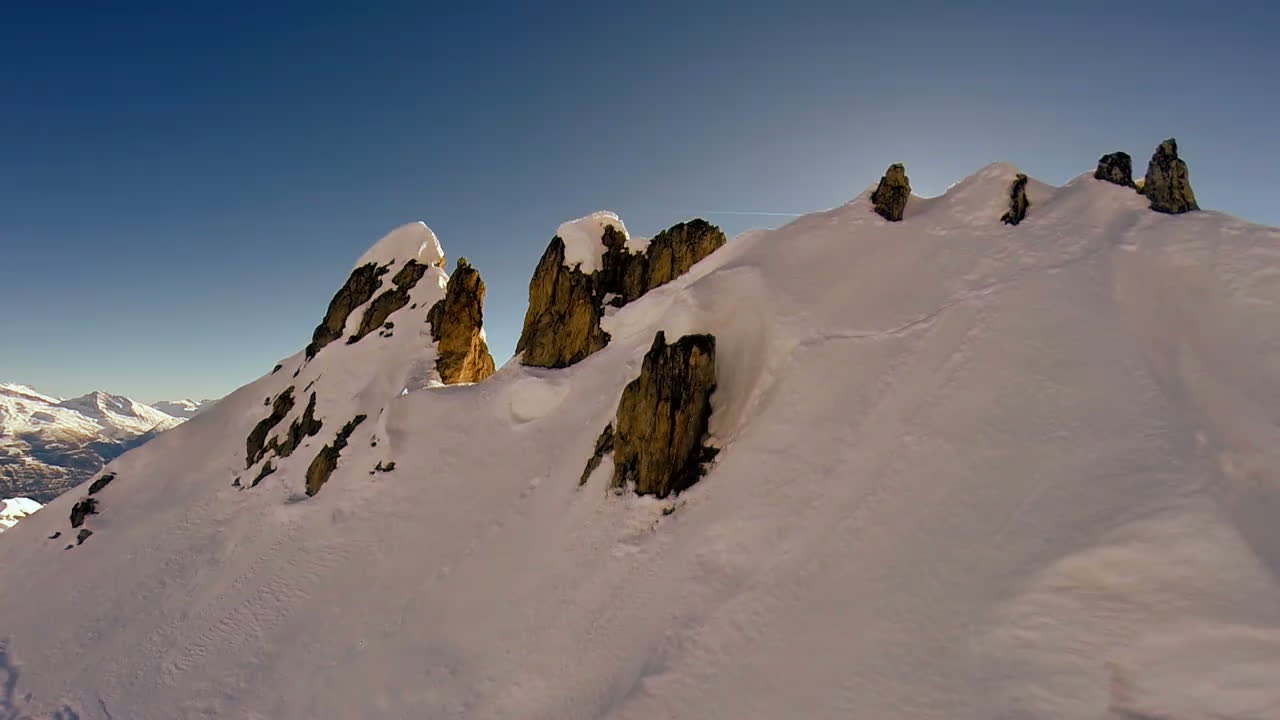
[1,162,1279,719]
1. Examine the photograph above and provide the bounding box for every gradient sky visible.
[3,1,1277,402]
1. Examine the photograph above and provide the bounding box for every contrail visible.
[706,211,805,217]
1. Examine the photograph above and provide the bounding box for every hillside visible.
[0,384,182,502]
[0,155,1277,719]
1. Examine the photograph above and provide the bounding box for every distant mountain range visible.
[0,383,211,503]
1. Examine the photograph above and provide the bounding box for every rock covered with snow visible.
[555,211,634,274]
[871,162,911,221]
[353,221,446,271]
[517,215,727,368]
[426,258,496,384]
[1094,151,1137,188]
[1141,138,1199,214]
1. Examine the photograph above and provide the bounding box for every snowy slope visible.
[0,385,183,502]
[0,497,41,533]
[1,164,1279,719]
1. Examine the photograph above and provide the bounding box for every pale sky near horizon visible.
[3,1,1277,401]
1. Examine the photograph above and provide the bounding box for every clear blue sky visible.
[3,1,1277,401]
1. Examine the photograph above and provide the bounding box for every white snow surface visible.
[2,164,1280,719]
[557,210,637,272]
[0,386,181,442]
[0,497,41,533]
[354,221,446,270]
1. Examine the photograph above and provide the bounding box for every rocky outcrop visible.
[516,238,611,368]
[350,260,430,343]
[1140,138,1199,214]
[306,263,388,359]
[611,332,718,498]
[579,424,614,486]
[1001,173,1031,226]
[69,497,97,528]
[518,220,727,368]
[305,414,366,496]
[76,528,93,546]
[246,387,295,468]
[427,258,496,384]
[1094,152,1136,188]
[87,472,115,495]
[270,391,322,459]
[871,163,911,221]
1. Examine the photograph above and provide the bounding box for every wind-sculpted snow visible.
[0,163,1278,718]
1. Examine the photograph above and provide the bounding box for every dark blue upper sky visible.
[3,1,1277,401]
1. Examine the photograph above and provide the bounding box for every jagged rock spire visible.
[426,258,497,384]
[1094,152,1137,188]
[1001,173,1031,226]
[1140,138,1199,214]
[517,218,726,369]
[871,163,910,222]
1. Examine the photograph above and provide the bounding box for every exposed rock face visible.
[1001,173,1031,226]
[611,332,718,498]
[87,472,115,495]
[518,220,727,368]
[579,423,615,486]
[251,461,276,488]
[271,391,322,459]
[76,528,93,546]
[1140,138,1199,214]
[515,238,611,368]
[1094,152,1136,188]
[426,258,496,384]
[306,263,387,359]
[305,414,366,496]
[69,497,98,528]
[246,387,295,468]
[871,163,911,221]
[350,260,429,343]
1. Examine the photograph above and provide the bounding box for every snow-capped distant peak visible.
[0,497,41,533]
[0,383,61,404]
[354,221,445,270]
[556,210,642,273]
[151,398,216,419]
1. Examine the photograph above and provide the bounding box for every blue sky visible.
[2,1,1277,401]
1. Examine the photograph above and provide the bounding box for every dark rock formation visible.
[518,219,727,368]
[250,461,276,488]
[350,260,429,343]
[1001,174,1031,226]
[579,423,615,486]
[640,220,727,296]
[69,497,98,528]
[305,414,367,496]
[427,258,497,384]
[1140,138,1199,214]
[611,332,718,498]
[306,263,388,359]
[265,391,322,461]
[48,531,60,539]
[76,529,93,545]
[871,163,911,221]
[516,238,611,368]
[373,460,396,473]
[87,472,116,495]
[246,387,295,468]
[1094,152,1136,188]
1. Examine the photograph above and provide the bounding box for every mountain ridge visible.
[1,150,1278,719]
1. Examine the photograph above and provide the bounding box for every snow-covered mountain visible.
[1,149,1279,719]
[0,383,183,502]
[0,497,41,533]
[150,398,217,419]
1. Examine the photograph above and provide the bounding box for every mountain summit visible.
[1,152,1278,719]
